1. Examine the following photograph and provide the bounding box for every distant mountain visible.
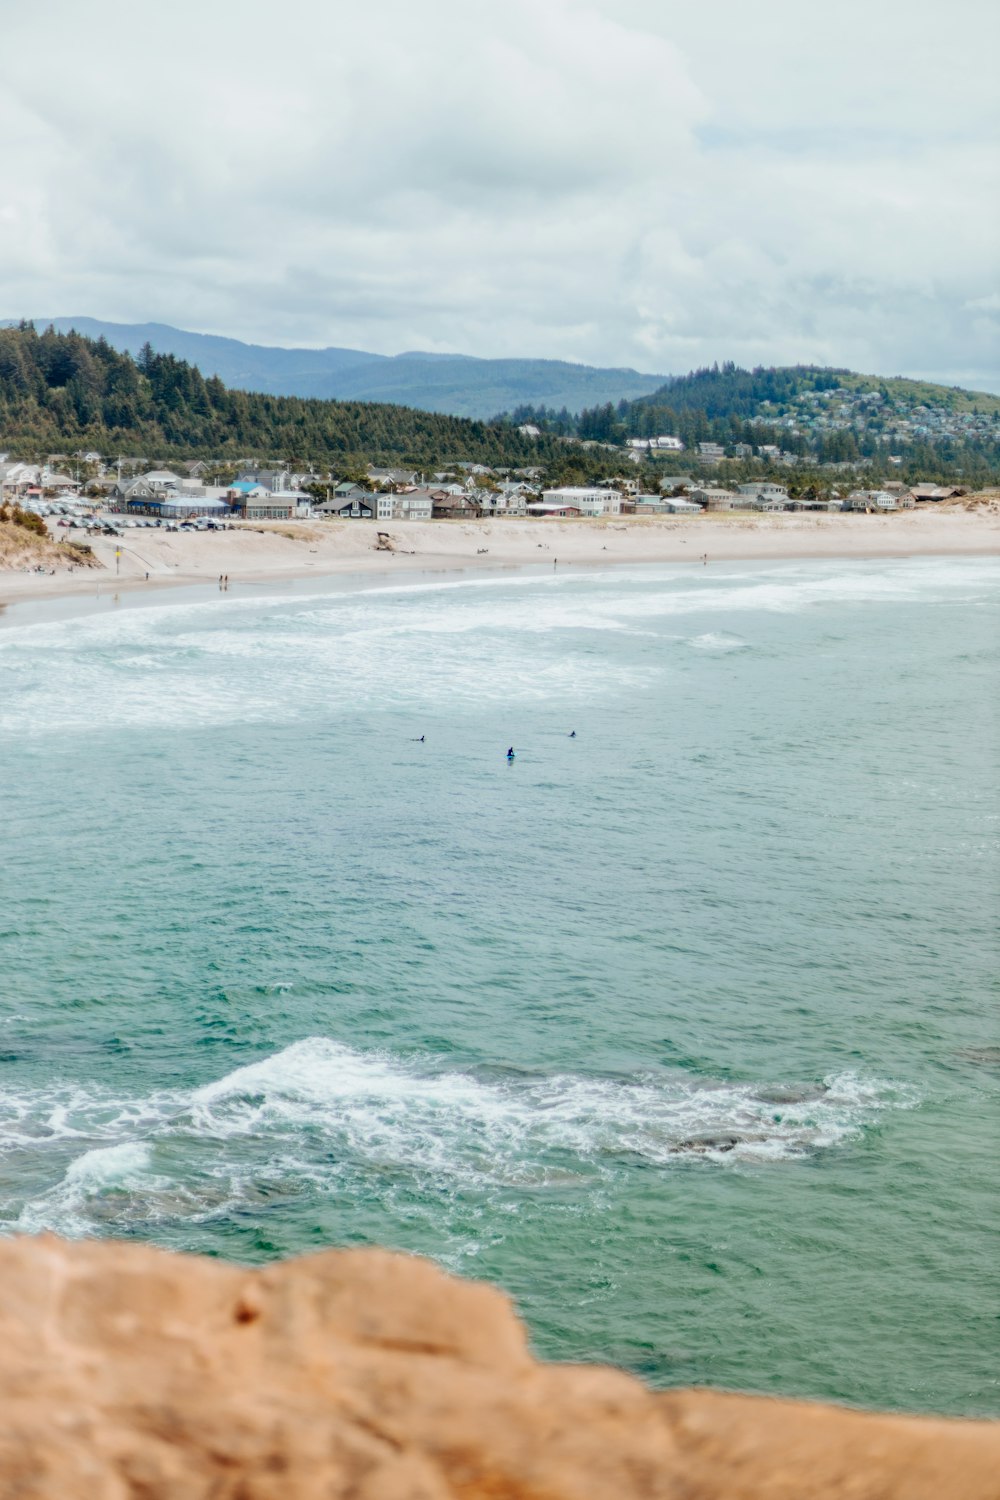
[33,319,668,419]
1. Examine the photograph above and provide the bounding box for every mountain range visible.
[33,319,668,420]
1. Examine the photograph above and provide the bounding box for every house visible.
[844,489,898,511]
[541,487,621,517]
[114,475,158,505]
[240,491,307,521]
[738,483,789,501]
[634,494,701,514]
[237,467,292,492]
[697,443,726,462]
[737,483,790,511]
[910,484,962,502]
[330,494,376,519]
[475,489,528,517]
[431,493,483,519]
[41,471,80,495]
[526,502,582,518]
[0,462,42,497]
[367,467,420,489]
[627,435,684,451]
[688,487,738,510]
[386,490,434,522]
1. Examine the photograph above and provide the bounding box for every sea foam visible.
[2,1039,917,1237]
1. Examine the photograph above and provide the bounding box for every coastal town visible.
[0,450,972,530]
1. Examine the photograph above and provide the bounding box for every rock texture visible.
[0,1236,997,1499]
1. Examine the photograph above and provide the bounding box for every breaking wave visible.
[4,1039,917,1238]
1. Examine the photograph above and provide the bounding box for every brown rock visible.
[0,1235,996,1499]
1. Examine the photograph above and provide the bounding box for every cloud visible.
[0,0,997,388]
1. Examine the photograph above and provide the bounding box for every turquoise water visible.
[1,557,997,1415]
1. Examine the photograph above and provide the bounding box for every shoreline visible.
[1,509,998,626]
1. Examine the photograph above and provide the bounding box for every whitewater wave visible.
[3,1039,917,1237]
[1,557,995,738]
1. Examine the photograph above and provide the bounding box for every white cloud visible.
[0,0,997,388]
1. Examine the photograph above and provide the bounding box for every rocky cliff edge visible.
[0,1235,996,1499]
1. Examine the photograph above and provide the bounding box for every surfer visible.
[506,746,515,760]
[569,730,576,738]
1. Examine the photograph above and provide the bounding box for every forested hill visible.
[504,361,1000,480]
[0,324,556,465]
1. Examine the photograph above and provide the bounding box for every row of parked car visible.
[53,515,232,536]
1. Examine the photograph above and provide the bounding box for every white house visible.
[541,487,622,516]
[626,435,684,451]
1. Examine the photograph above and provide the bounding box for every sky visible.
[1,0,998,389]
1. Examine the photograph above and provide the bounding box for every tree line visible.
[0,324,558,468]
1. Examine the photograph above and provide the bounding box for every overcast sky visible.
[2,0,998,387]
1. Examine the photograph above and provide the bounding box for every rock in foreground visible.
[0,1236,996,1499]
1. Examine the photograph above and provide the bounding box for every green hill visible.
[0,324,556,467]
[505,362,1000,482]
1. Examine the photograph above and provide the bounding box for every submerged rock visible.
[0,1235,996,1498]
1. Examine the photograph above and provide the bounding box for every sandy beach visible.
[2,505,998,611]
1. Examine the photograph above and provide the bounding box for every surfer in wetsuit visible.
[506,746,515,760]
[569,730,576,738]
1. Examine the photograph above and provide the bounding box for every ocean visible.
[1,556,997,1416]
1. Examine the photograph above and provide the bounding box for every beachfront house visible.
[738,483,790,509]
[389,491,434,521]
[910,484,962,502]
[526,501,582,518]
[477,484,530,517]
[330,493,377,519]
[845,489,899,511]
[541,487,622,517]
[688,487,739,510]
[431,493,483,519]
[633,494,702,514]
